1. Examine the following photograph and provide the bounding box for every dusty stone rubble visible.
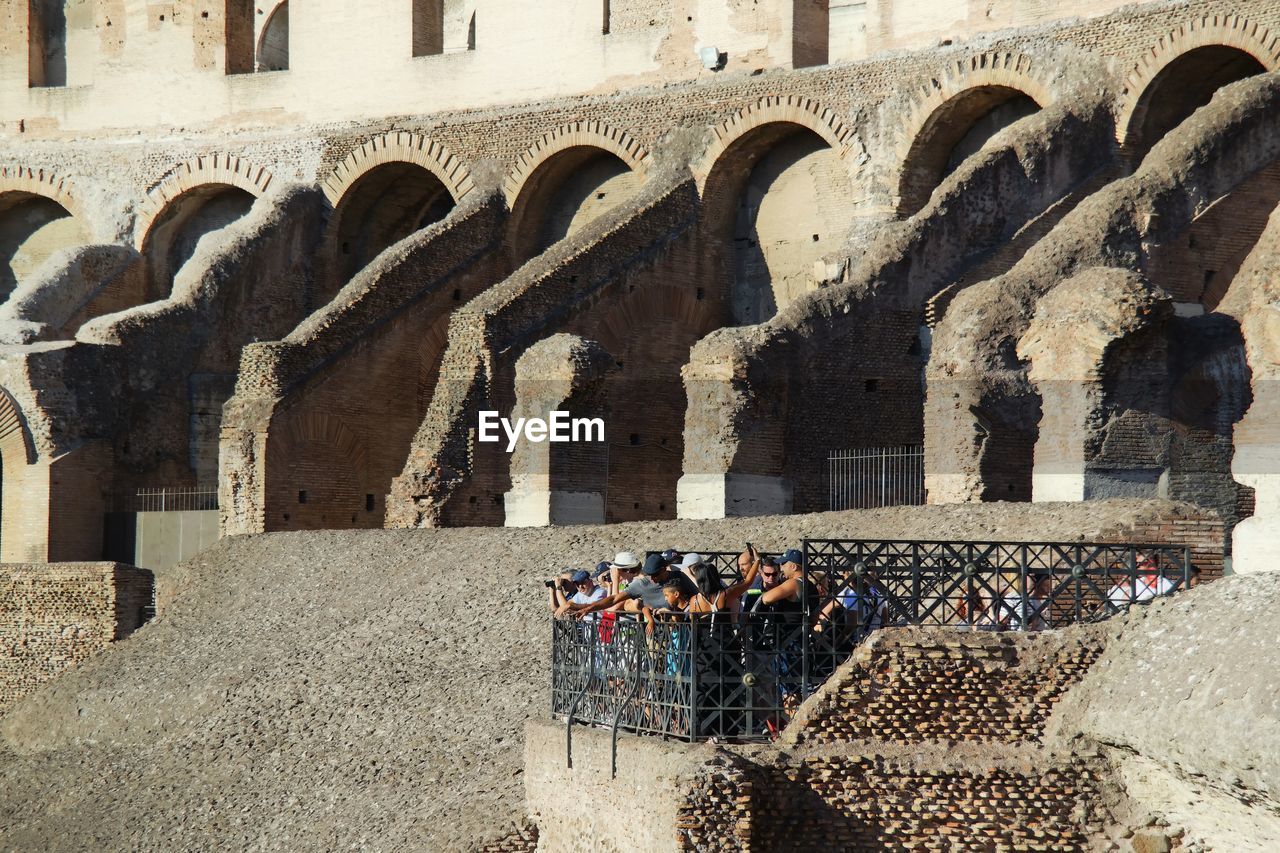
[0,500,1199,851]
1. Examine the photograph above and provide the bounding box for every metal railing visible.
[553,613,808,744]
[127,487,219,513]
[828,445,925,510]
[553,538,1194,746]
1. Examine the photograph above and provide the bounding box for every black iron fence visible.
[553,539,1194,745]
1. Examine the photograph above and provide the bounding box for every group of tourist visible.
[546,546,829,629]
[546,546,1184,635]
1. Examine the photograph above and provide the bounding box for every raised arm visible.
[760,576,799,606]
[723,552,761,601]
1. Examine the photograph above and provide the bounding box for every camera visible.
[544,579,556,588]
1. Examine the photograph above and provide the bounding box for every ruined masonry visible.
[0,1,1278,571]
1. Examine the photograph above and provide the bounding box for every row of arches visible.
[14,10,1273,324]
[4,15,1278,553]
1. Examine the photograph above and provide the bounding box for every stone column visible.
[1017,268,1171,503]
[676,331,792,519]
[504,334,615,527]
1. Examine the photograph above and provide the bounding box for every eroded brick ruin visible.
[0,1,1276,572]
[2,4,1280,847]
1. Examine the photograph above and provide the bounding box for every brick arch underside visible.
[504,123,649,262]
[892,53,1054,217]
[1117,15,1280,155]
[264,314,452,532]
[0,385,38,563]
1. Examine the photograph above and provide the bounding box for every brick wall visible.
[0,562,152,715]
[784,630,1105,747]
[742,756,1110,852]
[1115,513,1227,579]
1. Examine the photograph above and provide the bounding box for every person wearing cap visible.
[675,552,705,585]
[551,569,607,617]
[576,552,696,618]
[757,548,818,615]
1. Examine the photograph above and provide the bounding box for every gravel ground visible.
[0,500,1197,852]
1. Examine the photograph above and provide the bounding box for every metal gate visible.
[827,445,925,510]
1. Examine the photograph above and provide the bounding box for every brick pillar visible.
[504,334,616,528]
[1018,269,1171,503]
[676,333,792,520]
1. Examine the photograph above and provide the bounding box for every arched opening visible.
[898,86,1042,216]
[328,162,456,290]
[702,122,852,326]
[0,192,86,301]
[256,1,289,72]
[508,147,642,263]
[732,129,851,325]
[1126,46,1267,163]
[142,185,256,301]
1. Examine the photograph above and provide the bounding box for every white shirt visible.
[1107,574,1175,606]
[571,587,607,606]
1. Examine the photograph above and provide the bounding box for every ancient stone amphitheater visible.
[1,1,1279,850]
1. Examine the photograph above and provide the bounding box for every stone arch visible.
[694,95,859,192]
[322,133,474,208]
[504,122,649,261]
[504,122,648,208]
[696,97,859,325]
[0,166,83,222]
[894,52,1054,216]
[320,134,470,297]
[1117,16,1280,158]
[134,155,273,251]
[0,167,90,299]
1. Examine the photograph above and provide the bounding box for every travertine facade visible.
[0,0,1278,571]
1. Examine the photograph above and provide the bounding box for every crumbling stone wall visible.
[927,71,1280,510]
[0,186,322,561]
[0,563,151,715]
[387,175,710,528]
[783,630,1105,747]
[220,192,507,535]
[679,85,1115,517]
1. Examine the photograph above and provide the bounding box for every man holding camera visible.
[547,569,608,618]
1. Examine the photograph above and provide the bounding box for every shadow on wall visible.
[141,186,257,303]
[730,129,852,326]
[0,194,87,302]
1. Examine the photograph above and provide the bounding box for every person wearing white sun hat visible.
[606,551,641,597]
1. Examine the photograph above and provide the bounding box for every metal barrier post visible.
[611,623,642,779]
[565,627,595,769]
